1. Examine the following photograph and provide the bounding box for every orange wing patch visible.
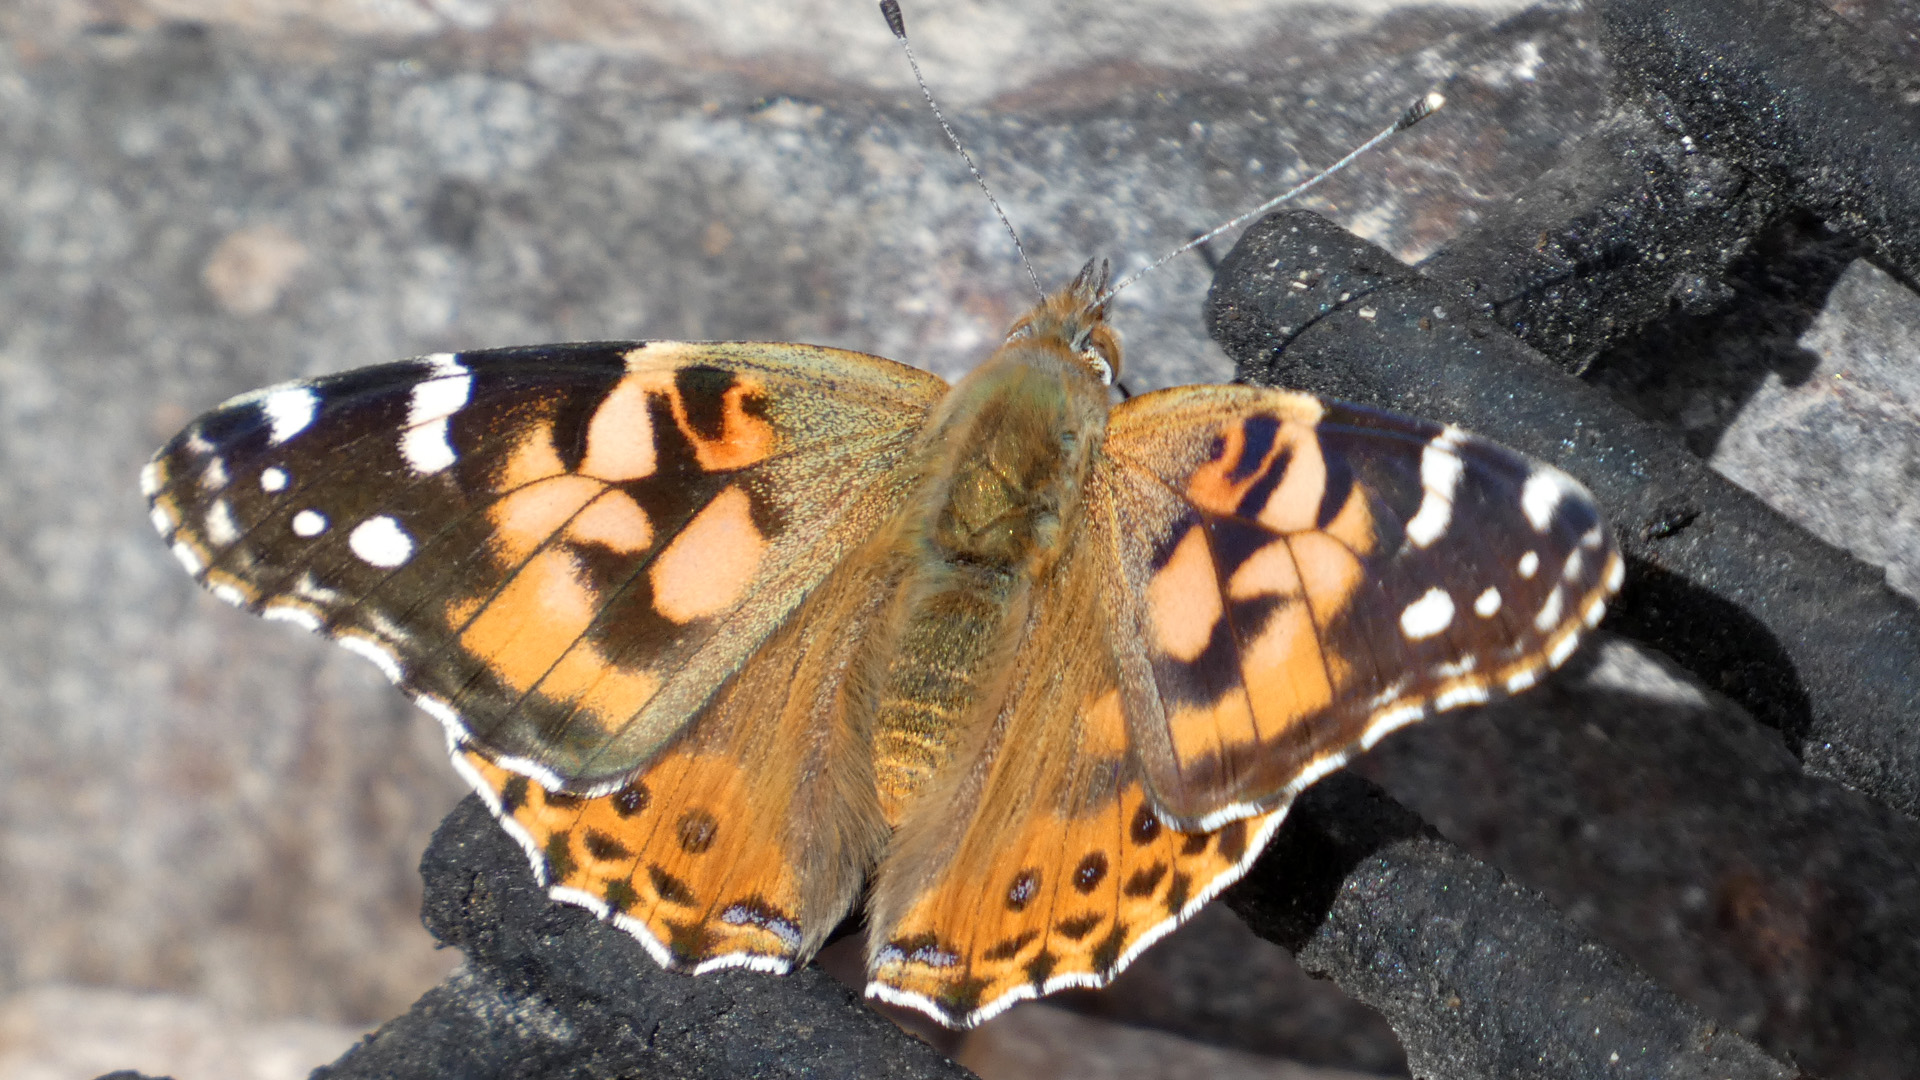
[1178,395,1329,534]
[617,344,778,473]
[649,485,765,624]
[426,343,942,784]
[573,349,781,482]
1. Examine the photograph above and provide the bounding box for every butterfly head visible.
[1004,258,1123,387]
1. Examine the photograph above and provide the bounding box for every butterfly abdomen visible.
[867,345,1111,819]
[870,576,1022,819]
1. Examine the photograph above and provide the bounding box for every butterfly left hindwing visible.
[453,518,902,975]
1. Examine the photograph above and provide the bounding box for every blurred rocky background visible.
[1,0,1914,1077]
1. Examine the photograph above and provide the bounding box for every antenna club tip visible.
[880,0,906,38]
[1394,91,1445,132]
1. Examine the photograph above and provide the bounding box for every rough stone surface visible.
[0,985,361,1080]
[1597,0,1920,285]
[1056,905,1410,1076]
[1713,259,1920,600]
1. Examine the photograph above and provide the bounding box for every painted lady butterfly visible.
[145,253,1619,1027]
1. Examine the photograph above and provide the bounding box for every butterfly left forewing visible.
[147,340,947,787]
[865,537,1286,1028]
[1098,385,1624,828]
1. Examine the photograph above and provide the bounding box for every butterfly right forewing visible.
[1099,385,1623,829]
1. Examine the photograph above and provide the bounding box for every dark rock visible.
[1231,773,1799,1080]
[316,798,975,1080]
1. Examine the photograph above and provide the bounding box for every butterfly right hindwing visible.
[864,531,1290,1028]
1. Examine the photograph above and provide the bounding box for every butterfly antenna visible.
[1099,90,1446,304]
[880,0,1045,301]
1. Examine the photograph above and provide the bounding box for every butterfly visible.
[144,257,1621,1028]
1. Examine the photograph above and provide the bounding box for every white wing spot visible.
[1405,426,1465,548]
[1399,587,1455,641]
[210,582,249,608]
[350,515,414,567]
[401,355,472,475]
[261,466,289,492]
[171,541,205,576]
[1474,586,1502,617]
[1521,471,1567,532]
[292,509,329,537]
[204,500,241,546]
[400,423,457,474]
[693,951,794,977]
[139,461,163,496]
[413,695,465,739]
[1365,677,1412,710]
[1362,702,1427,749]
[1583,593,1610,627]
[263,603,323,632]
[1605,553,1626,591]
[361,610,415,650]
[1549,632,1580,667]
[1534,586,1565,632]
[263,387,319,445]
[199,458,230,491]
[338,634,404,682]
[1504,667,1541,694]
[1434,683,1492,710]
[1519,551,1540,579]
[549,885,611,920]
[149,505,175,537]
[292,572,342,604]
